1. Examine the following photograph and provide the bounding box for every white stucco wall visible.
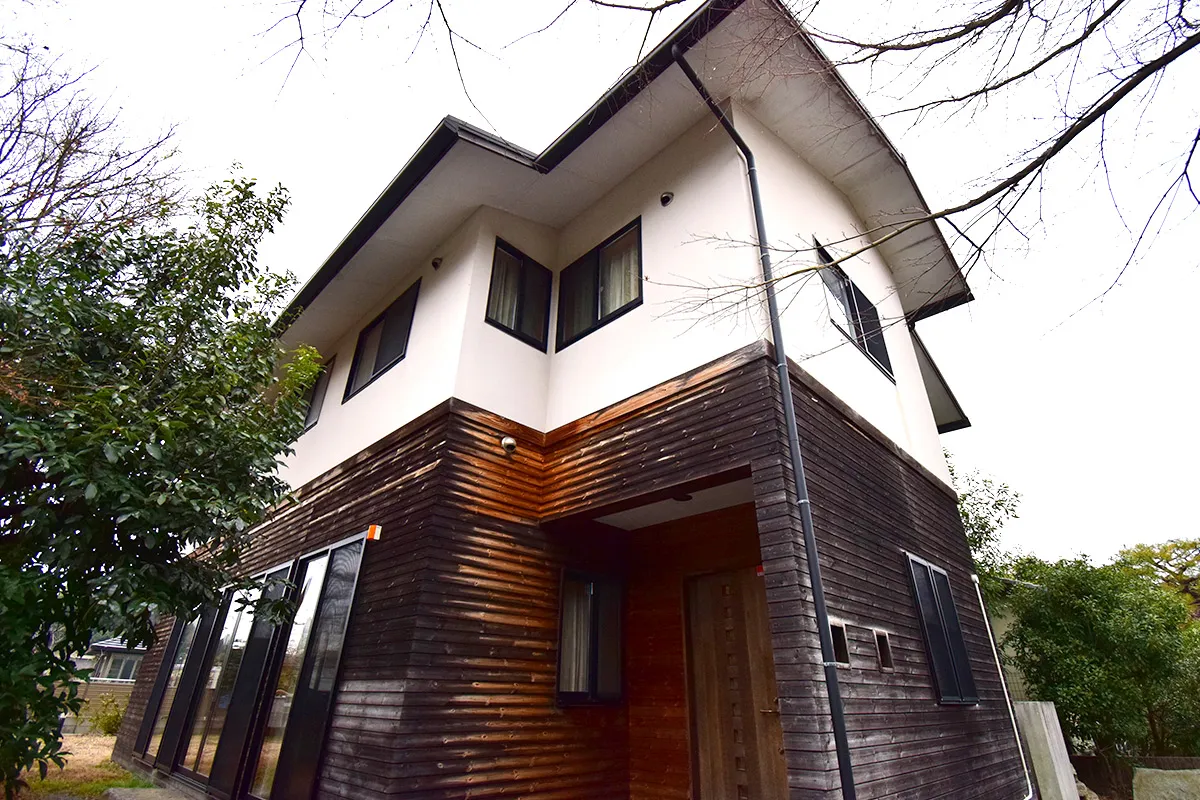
[452,208,558,431]
[278,217,478,488]
[543,113,764,429]
[736,104,949,482]
[281,106,951,489]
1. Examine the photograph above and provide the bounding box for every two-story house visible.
[114,1,1031,798]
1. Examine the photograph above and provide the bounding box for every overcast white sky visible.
[12,0,1199,563]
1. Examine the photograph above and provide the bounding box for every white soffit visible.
[910,326,970,433]
[595,478,756,530]
[709,0,967,316]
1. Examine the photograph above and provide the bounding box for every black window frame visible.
[131,530,369,799]
[485,239,553,351]
[555,218,643,351]
[906,553,978,704]
[343,279,421,402]
[816,242,894,381]
[301,357,335,432]
[555,570,623,706]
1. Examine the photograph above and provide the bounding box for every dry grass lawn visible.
[19,735,151,799]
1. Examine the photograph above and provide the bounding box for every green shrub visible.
[87,696,126,736]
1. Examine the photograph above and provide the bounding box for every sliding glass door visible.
[250,539,363,800]
[134,534,366,800]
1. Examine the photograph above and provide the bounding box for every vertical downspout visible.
[972,575,1036,800]
[671,46,858,800]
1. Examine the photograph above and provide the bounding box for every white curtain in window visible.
[487,248,522,330]
[600,229,639,315]
[559,579,591,693]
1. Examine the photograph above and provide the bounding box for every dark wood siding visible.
[756,359,1028,799]
[115,342,1026,800]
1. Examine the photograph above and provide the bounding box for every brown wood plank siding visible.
[383,403,629,799]
[759,362,1028,800]
[115,342,1027,800]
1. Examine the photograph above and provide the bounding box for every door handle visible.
[758,709,778,715]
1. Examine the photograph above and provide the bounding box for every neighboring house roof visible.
[88,637,146,654]
[279,0,970,355]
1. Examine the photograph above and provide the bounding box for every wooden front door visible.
[686,568,788,800]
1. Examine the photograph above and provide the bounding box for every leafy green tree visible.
[1005,559,1193,756]
[1118,538,1200,619]
[1160,625,1200,755]
[946,454,1020,599]
[0,177,320,798]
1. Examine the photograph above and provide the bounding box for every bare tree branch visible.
[0,41,180,253]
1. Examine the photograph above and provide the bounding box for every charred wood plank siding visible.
[116,404,452,798]
[759,361,1028,800]
[115,342,1027,800]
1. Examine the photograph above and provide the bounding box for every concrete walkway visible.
[103,789,193,800]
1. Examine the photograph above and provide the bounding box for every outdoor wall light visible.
[500,436,517,454]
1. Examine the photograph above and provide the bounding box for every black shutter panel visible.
[909,558,960,702]
[932,570,978,701]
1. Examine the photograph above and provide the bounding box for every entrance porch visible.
[552,479,790,800]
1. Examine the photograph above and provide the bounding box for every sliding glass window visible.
[248,553,329,799]
[143,616,201,759]
[177,588,260,779]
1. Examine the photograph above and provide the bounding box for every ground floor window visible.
[906,553,978,704]
[134,535,366,799]
[557,572,622,704]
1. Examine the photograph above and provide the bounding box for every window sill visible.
[556,694,624,708]
[555,296,643,352]
[341,353,406,403]
[484,316,548,352]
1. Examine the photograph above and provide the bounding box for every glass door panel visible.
[143,616,201,759]
[177,588,259,778]
[247,554,329,799]
[259,540,363,800]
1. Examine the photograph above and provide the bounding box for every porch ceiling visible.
[594,478,755,530]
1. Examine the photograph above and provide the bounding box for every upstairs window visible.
[557,219,642,350]
[101,653,142,681]
[557,572,622,704]
[907,554,978,704]
[301,358,334,431]
[344,280,420,400]
[486,240,552,351]
[817,244,893,379]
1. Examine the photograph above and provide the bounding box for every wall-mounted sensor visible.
[500,436,517,454]
[431,257,443,270]
[660,192,675,207]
